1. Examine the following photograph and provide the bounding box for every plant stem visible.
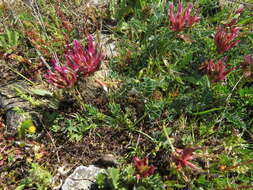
[2,62,36,86]
[162,124,175,152]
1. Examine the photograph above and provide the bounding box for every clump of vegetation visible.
[0,0,253,189]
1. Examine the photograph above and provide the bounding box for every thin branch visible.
[226,0,253,8]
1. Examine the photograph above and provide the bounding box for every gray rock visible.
[78,61,110,104]
[100,34,118,59]
[62,165,105,190]
[94,154,118,168]
[0,82,32,135]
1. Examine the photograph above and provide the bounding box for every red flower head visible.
[200,57,236,82]
[242,55,253,80]
[44,58,77,88]
[172,148,198,169]
[65,35,104,77]
[214,20,241,54]
[133,157,156,180]
[213,3,244,54]
[168,0,200,32]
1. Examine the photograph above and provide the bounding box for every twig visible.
[1,61,36,86]
[225,76,243,102]
[223,159,253,171]
[32,0,47,35]
[135,129,156,143]
[95,79,108,93]
[217,76,243,127]
[132,113,147,128]
[36,49,51,70]
[162,124,175,152]
[73,87,86,111]
[39,118,60,163]
[135,133,141,153]
[226,0,253,8]
[0,145,6,153]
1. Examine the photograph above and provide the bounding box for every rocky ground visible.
[0,0,253,189]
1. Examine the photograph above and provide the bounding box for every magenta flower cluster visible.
[44,35,104,88]
[168,0,200,32]
[200,57,236,82]
[242,55,253,80]
[214,21,241,54]
[214,5,243,54]
[65,35,104,77]
[202,5,245,82]
[172,147,198,169]
[44,58,77,89]
[167,1,248,83]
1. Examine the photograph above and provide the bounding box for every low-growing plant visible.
[0,30,20,54]
[1,0,253,189]
[96,157,164,190]
[44,35,104,88]
[51,104,107,141]
[200,56,236,82]
[16,163,52,190]
[168,0,201,32]
[17,119,36,138]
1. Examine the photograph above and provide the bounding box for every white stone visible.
[62,165,104,190]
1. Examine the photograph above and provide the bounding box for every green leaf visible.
[224,111,246,129]
[96,173,107,189]
[21,119,33,129]
[74,0,81,6]
[125,165,135,176]
[0,35,6,47]
[108,168,120,189]
[0,30,19,53]
[136,186,146,190]
[191,107,224,115]
[136,0,144,9]
[18,119,34,138]
[237,17,253,25]
[15,184,26,190]
[30,88,53,96]
[6,30,19,46]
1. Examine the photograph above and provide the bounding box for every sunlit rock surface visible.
[62,165,104,190]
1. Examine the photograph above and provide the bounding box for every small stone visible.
[61,165,105,190]
[0,82,33,135]
[94,154,118,168]
[128,88,139,97]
